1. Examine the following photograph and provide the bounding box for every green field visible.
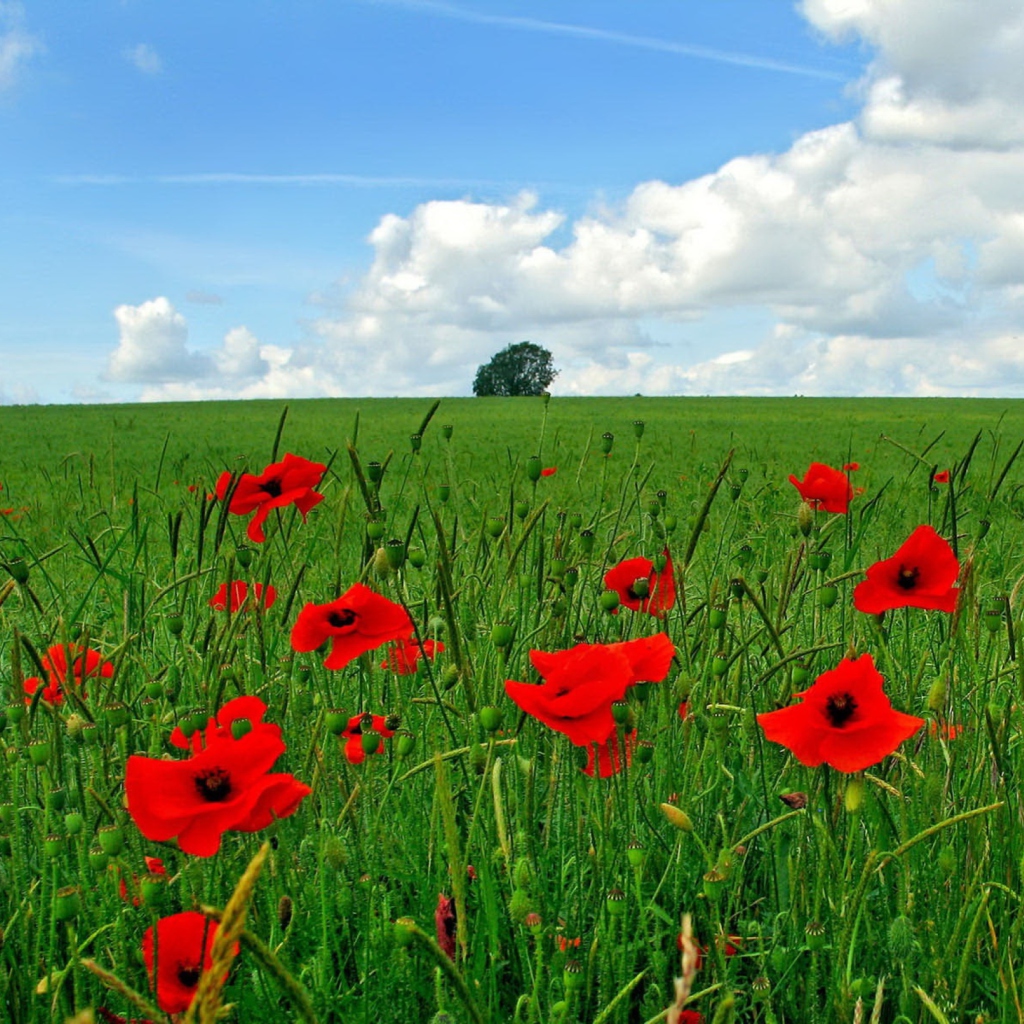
[2,396,1024,1024]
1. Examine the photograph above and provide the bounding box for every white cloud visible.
[0,3,41,91]
[123,43,163,76]
[107,298,210,383]
[115,0,1024,399]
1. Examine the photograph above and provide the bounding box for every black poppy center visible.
[261,476,283,498]
[327,608,357,629]
[824,691,858,728]
[896,564,919,590]
[194,767,232,802]
[625,586,641,601]
[177,963,201,989]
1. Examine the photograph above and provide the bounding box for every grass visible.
[1,395,1024,1023]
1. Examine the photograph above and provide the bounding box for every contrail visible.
[365,0,849,81]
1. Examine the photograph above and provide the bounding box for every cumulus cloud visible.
[123,42,163,76]
[119,0,1024,399]
[0,3,41,91]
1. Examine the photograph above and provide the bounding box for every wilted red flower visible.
[788,462,856,513]
[291,582,414,670]
[757,654,923,772]
[117,856,166,906]
[582,731,634,778]
[23,644,113,706]
[216,452,326,544]
[934,469,950,484]
[142,911,236,1014]
[853,525,960,615]
[505,634,674,747]
[540,467,557,477]
[382,637,444,674]
[340,713,396,765]
[604,548,676,616]
[209,581,277,613]
[435,893,456,961]
[127,700,311,856]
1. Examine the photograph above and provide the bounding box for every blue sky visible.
[3,1,1024,402]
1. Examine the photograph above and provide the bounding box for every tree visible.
[472,342,558,397]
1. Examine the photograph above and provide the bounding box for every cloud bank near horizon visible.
[112,0,1024,402]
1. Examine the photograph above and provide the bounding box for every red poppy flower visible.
[604,548,676,616]
[930,721,963,740]
[126,712,311,857]
[757,654,923,772]
[215,452,326,544]
[557,935,581,952]
[582,730,634,778]
[540,467,557,477]
[843,462,860,472]
[853,525,960,615]
[934,469,950,484]
[23,644,113,705]
[435,893,456,961]
[340,713,396,765]
[142,911,236,1014]
[291,582,414,670]
[505,634,674,747]
[678,701,690,722]
[117,856,166,906]
[788,462,856,514]
[208,581,277,613]
[382,637,444,674]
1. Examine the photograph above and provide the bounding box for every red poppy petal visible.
[231,773,312,832]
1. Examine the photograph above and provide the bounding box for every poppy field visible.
[2,395,1024,1024]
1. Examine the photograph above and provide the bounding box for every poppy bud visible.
[526,456,542,482]
[664,514,678,532]
[385,539,406,570]
[606,888,626,916]
[798,502,814,537]
[888,916,915,961]
[394,916,416,948]
[43,833,62,859]
[490,623,514,648]
[64,811,83,835]
[8,558,29,584]
[409,433,422,453]
[844,776,864,814]
[54,886,81,923]
[367,461,383,484]
[600,432,614,455]
[509,888,532,923]
[166,611,184,636]
[97,824,124,856]
[438,485,451,504]
[632,419,645,439]
[579,529,595,555]
[599,589,620,613]
[367,516,386,541]
[407,546,426,569]
[819,586,838,608]
[442,424,454,440]
[659,803,693,831]
[441,665,460,690]
[709,605,727,629]
[479,705,503,733]
[792,664,810,686]
[711,653,728,677]
[29,740,52,767]
[88,846,108,872]
[926,679,947,715]
[634,739,654,764]
[326,709,348,735]
[563,959,585,991]
[625,839,646,868]
[372,547,391,575]
[395,731,416,757]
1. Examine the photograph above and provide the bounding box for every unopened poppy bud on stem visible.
[660,803,693,831]
[798,502,814,537]
[527,456,542,482]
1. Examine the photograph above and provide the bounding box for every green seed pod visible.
[437,485,451,504]
[711,653,728,677]
[626,839,646,868]
[563,959,585,991]
[64,811,84,836]
[141,874,166,909]
[395,731,416,757]
[88,846,108,872]
[103,702,129,729]
[8,558,30,584]
[46,788,66,812]
[366,517,386,541]
[442,665,460,690]
[606,888,626,916]
[563,567,579,589]
[709,606,727,629]
[325,709,348,735]
[819,585,838,608]
[166,612,184,636]
[938,844,957,878]
[407,546,427,569]
[54,886,81,923]
[361,729,381,755]
[730,485,742,502]
[366,461,383,484]
[441,423,454,440]
[983,607,1002,633]
[6,703,25,726]
[792,664,810,687]
[409,433,423,453]
[486,517,505,539]
[43,833,62,859]
[568,511,583,530]
[526,456,542,482]
[600,432,614,455]
[579,529,595,555]
[231,718,252,740]
[630,576,649,598]
[702,867,727,902]
[145,680,164,700]
[385,538,406,570]
[600,589,620,612]
[28,740,52,767]
[926,678,947,714]
[235,544,253,568]
[394,916,416,948]
[549,559,567,580]
[632,419,645,439]
[513,500,530,520]
[888,914,916,959]
[844,776,865,814]
[663,514,678,532]
[490,623,514,648]
[97,824,125,856]
[804,920,826,951]
[755,568,769,583]
[634,739,654,763]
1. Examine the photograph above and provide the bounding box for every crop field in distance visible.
[1,395,1024,1024]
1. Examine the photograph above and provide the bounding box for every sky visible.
[2,0,1024,404]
